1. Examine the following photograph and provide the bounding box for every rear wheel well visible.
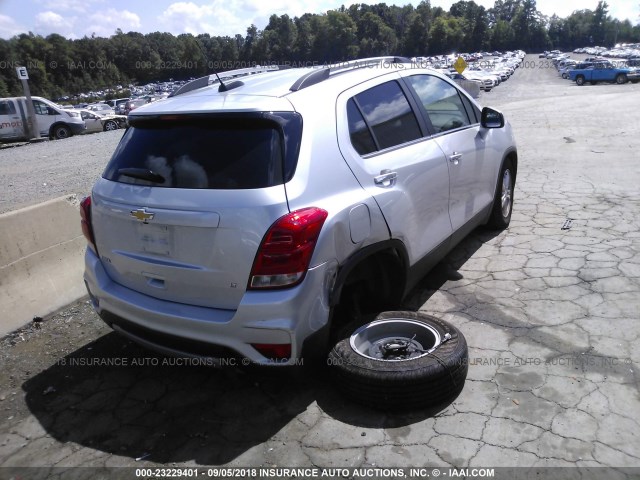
[329,247,406,338]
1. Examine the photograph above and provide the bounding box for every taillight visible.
[80,196,98,254]
[249,207,328,289]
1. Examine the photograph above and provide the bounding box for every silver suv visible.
[82,57,517,368]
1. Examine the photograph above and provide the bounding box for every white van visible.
[0,96,86,143]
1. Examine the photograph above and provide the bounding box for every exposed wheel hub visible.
[350,318,442,362]
[378,337,422,360]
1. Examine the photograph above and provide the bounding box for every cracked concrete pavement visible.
[1,55,639,478]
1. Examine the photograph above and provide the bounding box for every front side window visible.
[347,80,422,154]
[32,101,50,116]
[406,75,471,133]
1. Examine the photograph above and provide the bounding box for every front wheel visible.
[487,158,515,229]
[616,74,627,85]
[328,311,468,410]
[575,75,585,86]
[52,125,71,140]
[103,120,118,131]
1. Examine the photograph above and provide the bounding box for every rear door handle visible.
[374,170,397,188]
[449,152,463,165]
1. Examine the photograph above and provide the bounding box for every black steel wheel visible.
[52,125,71,140]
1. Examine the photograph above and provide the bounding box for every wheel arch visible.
[103,119,118,131]
[504,148,518,178]
[301,240,409,362]
[329,239,409,310]
[48,122,72,139]
[493,148,518,198]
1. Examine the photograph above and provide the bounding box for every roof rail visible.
[289,56,413,92]
[170,65,280,97]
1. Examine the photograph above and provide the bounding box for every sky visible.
[0,0,638,40]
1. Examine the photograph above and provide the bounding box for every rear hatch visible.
[91,112,302,310]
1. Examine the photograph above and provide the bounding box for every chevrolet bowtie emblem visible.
[130,208,155,223]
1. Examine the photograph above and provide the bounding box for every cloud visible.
[158,1,251,36]
[0,14,27,38]
[155,0,347,36]
[158,2,216,34]
[83,8,141,37]
[36,0,98,14]
[35,11,76,37]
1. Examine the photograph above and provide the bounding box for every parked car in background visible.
[445,72,482,98]
[0,96,85,142]
[79,109,128,133]
[105,98,130,114]
[87,103,115,115]
[627,57,640,68]
[558,60,578,79]
[569,63,640,85]
[123,98,148,114]
[458,70,495,91]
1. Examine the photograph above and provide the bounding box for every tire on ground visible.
[328,311,468,410]
[487,158,515,229]
[104,120,118,131]
[616,74,627,85]
[52,124,71,140]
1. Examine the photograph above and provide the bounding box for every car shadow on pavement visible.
[21,331,439,464]
[21,332,317,464]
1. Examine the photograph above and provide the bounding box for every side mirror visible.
[481,107,504,129]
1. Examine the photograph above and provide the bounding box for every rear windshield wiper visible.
[118,168,166,183]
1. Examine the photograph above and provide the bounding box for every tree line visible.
[0,0,638,99]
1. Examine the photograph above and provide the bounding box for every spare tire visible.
[328,311,468,410]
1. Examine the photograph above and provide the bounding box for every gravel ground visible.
[0,130,123,214]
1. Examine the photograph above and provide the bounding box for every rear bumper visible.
[83,248,337,365]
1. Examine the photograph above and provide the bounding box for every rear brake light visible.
[80,196,98,254]
[249,207,328,289]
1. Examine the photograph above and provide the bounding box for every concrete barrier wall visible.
[0,195,87,336]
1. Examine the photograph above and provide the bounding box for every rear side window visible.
[347,99,377,155]
[0,100,16,115]
[348,80,422,154]
[103,113,302,190]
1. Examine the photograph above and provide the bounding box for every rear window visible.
[103,113,302,189]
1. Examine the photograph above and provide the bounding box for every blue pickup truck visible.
[569,63,640,85]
